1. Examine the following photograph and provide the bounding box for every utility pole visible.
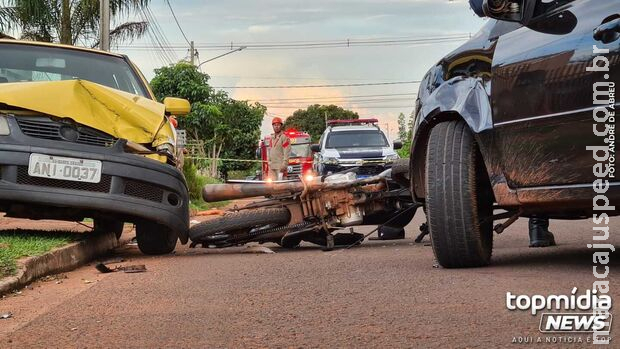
[99,0,110,51]
[190,41,195,65]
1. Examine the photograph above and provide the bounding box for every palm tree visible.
[0,0,150,47]
[0,5,16,37]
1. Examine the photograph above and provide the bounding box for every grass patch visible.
[0,230,77,278]
[189,200,230,212]
[184,161,231,213]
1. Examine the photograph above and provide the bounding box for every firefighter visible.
[268,117,291,181]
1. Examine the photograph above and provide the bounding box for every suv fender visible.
[410,76,501,202]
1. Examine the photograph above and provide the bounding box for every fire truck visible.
[258,130,314,180]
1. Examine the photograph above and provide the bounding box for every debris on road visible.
[1,312,12,319]
[95,263,147,274]
[95,263,114,273]
[243,246,275,254]
[40,274,68,283]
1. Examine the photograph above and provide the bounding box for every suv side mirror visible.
[163,97,191,116]
[482,0,537,25]
[311,144,321,152]
[393,140,403,150]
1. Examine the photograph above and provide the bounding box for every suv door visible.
[490,0,619,188]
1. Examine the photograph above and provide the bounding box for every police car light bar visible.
[327,118,379,126]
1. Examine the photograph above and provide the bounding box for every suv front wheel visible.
[425,120,494,268]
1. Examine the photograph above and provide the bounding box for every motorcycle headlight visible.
[0,116,10,136]
[323,157,339,165]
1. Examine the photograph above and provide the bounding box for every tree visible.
[0,0,149,46]
[151,63,265,178]
[397,112,407,141]
[397,111,415,158]
[283,104,359,142]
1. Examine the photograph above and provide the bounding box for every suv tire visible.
[425,120,494,268]
[94,218,124,240]
[136,222,178,255]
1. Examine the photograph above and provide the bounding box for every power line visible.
[165,0,191,46]
[213,80,422,89]
[252,92,418,101]
[139,8,177,65]
[210,75,412,81]
[115,34,470,51]
[263,105,415,109]
[260,97,415,105]
[117,33,470,48]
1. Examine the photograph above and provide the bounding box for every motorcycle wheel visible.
[189,208,291,245]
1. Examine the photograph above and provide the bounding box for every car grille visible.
[124,179,164,203]
[288,164,302,174]
[16,117,116,147]
[357,166,386,176]
[16,166,112,193]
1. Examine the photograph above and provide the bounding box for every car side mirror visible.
[393,140,403,150]
[311,144,321,152]
[163,97,191,116]
[482,0,537,25]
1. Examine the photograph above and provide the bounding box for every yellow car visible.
[0,40,191,255]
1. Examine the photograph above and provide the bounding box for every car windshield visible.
[290,143,311,158]
[0,43,149,97]
[326,130,388,148]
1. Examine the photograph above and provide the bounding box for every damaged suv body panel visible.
[412,0,620,218]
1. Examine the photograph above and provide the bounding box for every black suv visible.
[410,0,619,267]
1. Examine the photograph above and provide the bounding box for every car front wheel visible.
[425,120,494,268]
[136,222,178,255]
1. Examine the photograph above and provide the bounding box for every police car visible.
[311,119,402,178]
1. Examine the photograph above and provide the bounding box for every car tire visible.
[136,222,178,255]
[425,120,494,268]
[94,218,124,240]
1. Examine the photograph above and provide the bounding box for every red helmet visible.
[272,117,283,125]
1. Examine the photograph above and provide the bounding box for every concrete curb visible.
[0,231,124,295]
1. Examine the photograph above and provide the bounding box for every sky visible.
[112,0,487,138]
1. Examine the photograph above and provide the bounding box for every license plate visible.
[28,154,102,183]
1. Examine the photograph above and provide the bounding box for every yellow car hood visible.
[0,79,166,144]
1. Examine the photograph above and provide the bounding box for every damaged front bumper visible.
[0,115,190,243]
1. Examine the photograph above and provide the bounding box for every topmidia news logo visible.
[506,288,613,334]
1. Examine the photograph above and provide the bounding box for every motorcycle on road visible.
[189,160,418,250]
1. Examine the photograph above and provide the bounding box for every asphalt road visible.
[0,212,618,348]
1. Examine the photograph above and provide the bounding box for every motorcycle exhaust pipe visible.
[202,181,305,202]
[202,170,392,202]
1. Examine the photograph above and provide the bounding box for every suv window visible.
[325,130,388,149]
[0,44,149,97]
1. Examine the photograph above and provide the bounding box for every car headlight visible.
[323,157,339,165]
[156,143,175,156]
[0,116,10,136]
[385,154,399,162]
